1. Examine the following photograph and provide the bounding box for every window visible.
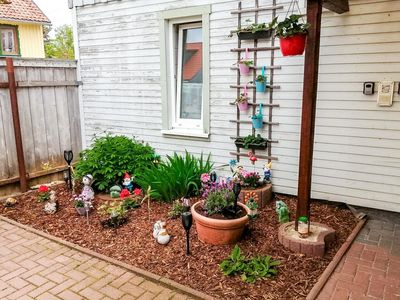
[0,26,19,56]
[160,6,210,139]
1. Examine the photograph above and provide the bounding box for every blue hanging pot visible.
[252,117,263,129]
[255,81,266,92]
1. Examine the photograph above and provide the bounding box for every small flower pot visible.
[191,201,250,245]
[75,207,87,216]
[237,101,248,111]
[255,81,266,92]
[252,118,263,129]
[279,34,307,56]
[238,63,250,75]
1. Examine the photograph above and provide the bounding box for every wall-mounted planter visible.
[252,117,263,129]
[234,138,268,150]
[255,81,266,92]
[238,62,251,75]
[237,29,272,40]
[279,34,307,56]
[237,101,248,111]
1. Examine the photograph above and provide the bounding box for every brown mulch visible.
[0,185,358,300]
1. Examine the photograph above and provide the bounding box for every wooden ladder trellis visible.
[229,0,283,162]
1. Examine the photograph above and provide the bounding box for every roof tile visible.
[0,0,51,24]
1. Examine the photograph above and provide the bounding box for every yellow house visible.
[0,0,50,58]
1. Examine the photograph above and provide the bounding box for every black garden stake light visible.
[181,211,193,255]
[210,171,217,183]
[233,182,241,214]
[63,150,73,190]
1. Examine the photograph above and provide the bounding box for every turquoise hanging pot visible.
[251,104,263,129]
[255,66,267,92]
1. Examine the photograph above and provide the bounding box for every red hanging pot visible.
[279,34,307,56]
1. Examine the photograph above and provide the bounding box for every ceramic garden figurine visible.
[44,191,57,214]
[152,220,170,245]
[122,172,134,192]
[275,200,289,223]
[263,162,272,183]
[81,174,94,201]
[4,197,17,207]
[246,198,258,219]
[298,216,309,238]
[109,185,122,198]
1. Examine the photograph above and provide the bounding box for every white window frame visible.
[160,5,210,140]
[174,22,203,130]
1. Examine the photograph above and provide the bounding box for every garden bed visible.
[0,184,357,300]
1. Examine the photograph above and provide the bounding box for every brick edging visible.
[0,215,214,300]
[306,217,368,300]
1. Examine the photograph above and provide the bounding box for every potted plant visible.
[74,195,92,216]
[235,93,249,111]
[98,201,128,228]
[234,134,268,150]
[233,20,273,40]
[298,216,309,238]
[272,15,310,56]
[237,58,253,75]
[255,74,267,92]
[250,104,263,129]
[192,179,250,245]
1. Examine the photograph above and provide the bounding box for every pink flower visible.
[200,173,210,183]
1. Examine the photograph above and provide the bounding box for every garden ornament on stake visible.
[210,171,217,183]
[275,200,290,223]
[233,182,241,214]
[181,211,193,255]
[81,174,94,202]
[63,150,73,190]
[264,162,272,183]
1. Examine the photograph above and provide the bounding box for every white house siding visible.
[72,0,400,212]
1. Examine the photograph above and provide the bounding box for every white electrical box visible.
[377,81,394,107]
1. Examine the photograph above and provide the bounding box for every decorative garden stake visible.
[63,150,73,190]
[233,182,241,213]
[81,174,94,202]
[181,211,193,255]
[298,216,309,238]
[275,200,290,223]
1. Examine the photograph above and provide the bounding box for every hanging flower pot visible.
[271,14,310,57]
[254,67,267,92]
[235,85,249,111]
[236,48,253,75]
[251,104,264,130]
[279,34,307,56]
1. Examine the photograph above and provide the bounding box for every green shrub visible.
[75,134,157,191]
[136,151,213,202]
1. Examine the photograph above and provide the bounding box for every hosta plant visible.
[220,245,280,283]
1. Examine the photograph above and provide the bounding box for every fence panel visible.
[0,58,81,193]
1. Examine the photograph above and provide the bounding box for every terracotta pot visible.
[191,201,250,245]
[279,34,307,56]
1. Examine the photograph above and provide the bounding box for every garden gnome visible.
[264,162,272,183]
[122,172,133,192]
[275,200,289,223]
[81,174,94,201]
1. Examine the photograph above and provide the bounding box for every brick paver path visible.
[318,208,400,300]
[0,220,191,300]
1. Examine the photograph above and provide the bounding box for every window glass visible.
[1,28,17,55]
[178,25,202,120]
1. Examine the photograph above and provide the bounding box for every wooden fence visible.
[0,58,81,196]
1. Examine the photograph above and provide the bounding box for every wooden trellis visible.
[229,0,282,162]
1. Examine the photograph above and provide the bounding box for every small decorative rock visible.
[44,191,58,214]
[4,197,17,207]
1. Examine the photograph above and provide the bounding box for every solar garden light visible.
[233,182,242,214]
[210,171,217,183]
[181,211,193,255]
[63,150,73,190]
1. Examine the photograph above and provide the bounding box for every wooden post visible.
[295,0,323,229]
[6,57,28,192]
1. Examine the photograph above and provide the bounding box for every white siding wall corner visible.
[74,0,400,212]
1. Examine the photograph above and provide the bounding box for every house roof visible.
[0,0,51,24]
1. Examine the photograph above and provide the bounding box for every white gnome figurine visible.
[81,174,94,202]
[44,191,57,214]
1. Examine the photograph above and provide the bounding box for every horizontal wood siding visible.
[74,0,400,212]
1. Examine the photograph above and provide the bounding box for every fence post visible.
[6,58,28,192]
